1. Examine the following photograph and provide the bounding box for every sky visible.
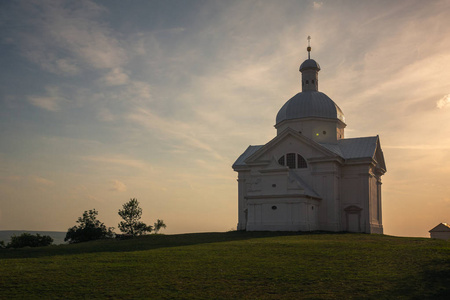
[1,0,450,238]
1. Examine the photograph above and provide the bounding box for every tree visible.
[153,219,167,234]
[7,233,53,248]
[118,198,152,236]
[65,209,114,244]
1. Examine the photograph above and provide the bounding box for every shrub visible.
[7,233,53,248]
[65,209,114,244]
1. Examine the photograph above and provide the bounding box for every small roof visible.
[288,171,321,199]
[300,59,321,72]
[232,145,263,168]
[429,223,450,232]
[320,136,379,159]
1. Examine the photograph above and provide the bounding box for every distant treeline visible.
[0,231,67,245]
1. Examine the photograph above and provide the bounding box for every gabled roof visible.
[232,145,263,168]
[429,223,450,232]
[233,131,386,173]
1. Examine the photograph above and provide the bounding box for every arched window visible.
[278,153,308,169]
[297,155,307,168]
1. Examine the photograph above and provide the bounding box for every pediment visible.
[429,223,450,232]
[374,136,387,173]
[244,128,339,165]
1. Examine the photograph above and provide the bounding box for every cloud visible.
[100,67,129,86]
[28,86,67,111]
[437,94,450,109]
[127,107,225,161]
[313,1,323,9]
[33,176,55,187]
[97,108,115,122]
[110,180,127,192]
[82,155,149,169]
[28,96,60,111]
[6,1,127,75]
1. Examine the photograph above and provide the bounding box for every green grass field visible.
[1,232,449,299]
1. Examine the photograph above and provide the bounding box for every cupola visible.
[275,36,346,143]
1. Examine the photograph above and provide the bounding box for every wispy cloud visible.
[33,176,55,187]
[28,86,67,111]
[82,155,150,170]
[110,179,127,192]
[437,94,450,109]
[5,1,126,75]
[313,1,323,9]
[100,68,130,86]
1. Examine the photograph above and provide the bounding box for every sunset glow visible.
[1,0,450,237]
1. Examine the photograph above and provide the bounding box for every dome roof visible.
[300,59,320,72]
[276,91,345,124]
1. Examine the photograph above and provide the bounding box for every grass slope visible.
[1,232,449,299]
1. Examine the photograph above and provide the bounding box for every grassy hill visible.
[1,232,449,299]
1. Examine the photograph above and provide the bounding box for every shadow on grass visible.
[0,230,347,259]
[370,248,450,299]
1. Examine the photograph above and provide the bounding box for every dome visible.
[300,59,320,72]
[276,91,345,124]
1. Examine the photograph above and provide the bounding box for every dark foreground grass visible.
[1,232,449,299]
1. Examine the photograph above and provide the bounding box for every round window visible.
[271,206,277,210]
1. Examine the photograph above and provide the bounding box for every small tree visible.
[118,198,152,236]
[153,219,167,234]
[7,233,53,248]
[65,209,114,244]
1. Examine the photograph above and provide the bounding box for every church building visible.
[232,41,387,233]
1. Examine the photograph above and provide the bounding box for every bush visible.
[6,233,53,248]
[65,209,114,244]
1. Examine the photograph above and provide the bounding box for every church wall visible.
[368,172,383,234]
[246,198,319,231]
[311,161,341,231]
[237,171,250,230]
[340,165,371,233]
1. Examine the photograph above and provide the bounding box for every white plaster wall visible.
[430,232,450,240]
[276,119,342,143]
[246,199,319,231]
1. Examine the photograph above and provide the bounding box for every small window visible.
[278,156,285,166]
[305,80,309,84]
[323,131,326,135]
[312,80,315,84]
[272,184,276,188]
[272,206,277,210]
